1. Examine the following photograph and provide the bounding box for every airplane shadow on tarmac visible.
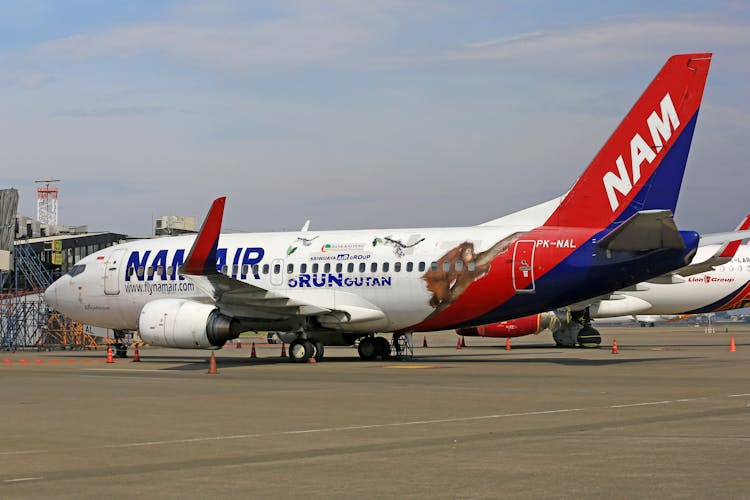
[132,352,698,371]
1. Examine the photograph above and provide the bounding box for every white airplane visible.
[45,53,714,362]
[458,215,750,346]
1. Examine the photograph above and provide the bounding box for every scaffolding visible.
[36,311,106,350]
[0,292,48,350]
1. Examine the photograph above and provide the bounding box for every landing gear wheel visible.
[313,341,325,361]
[577,326,602,348]
[114,343,128,358]
[357,337,377,361]
[373,336,391,360]
[289,339,314,362]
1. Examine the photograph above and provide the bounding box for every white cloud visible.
[436,17,750,75]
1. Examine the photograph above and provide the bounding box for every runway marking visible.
[609,398,703,408]
[728,393,750,398]
[0,395,739,457]
[3,477,43,483]
[83,368,167,373]
[378,365,448,369]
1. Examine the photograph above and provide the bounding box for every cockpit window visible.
[68,264,86,277]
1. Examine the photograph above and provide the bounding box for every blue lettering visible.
[242,247,265,279]
[125,250,151,282]
[298,274,311,288]
[328,273,343,287]
[231,248,242,278]
[381,276,392,286]
[149,250,168,281]
[288,278,298,288]
[171,249,185,280]
[215,248,227,273]
[312,274,327,287]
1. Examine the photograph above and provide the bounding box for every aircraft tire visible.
[313,341,325,361]
[373,337,391,360]
[114,343,128,358]
[357,337,377,361]
[289,339,314,363]
[577,326,602,348]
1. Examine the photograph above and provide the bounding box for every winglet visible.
[182,197,226,275]
[718,214,750,258]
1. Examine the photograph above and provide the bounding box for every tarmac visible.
[1,326,749,499]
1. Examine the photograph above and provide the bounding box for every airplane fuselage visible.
[45,224,698,335]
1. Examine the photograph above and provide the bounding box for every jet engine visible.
[457,312,555,338]
[138,299,239,349]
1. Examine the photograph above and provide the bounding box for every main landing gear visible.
[357,336,391,361]
[575,309,602,348]
[288,338,325,363]
[112,330,130,358]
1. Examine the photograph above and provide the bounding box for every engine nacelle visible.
[138,299,237,349]
[457,312,554,338]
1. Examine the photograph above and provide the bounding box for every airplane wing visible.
[181,198,385,326]
[665,214,750,278]
[596,210,685,251]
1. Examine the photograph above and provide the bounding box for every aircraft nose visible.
[44,281,58,309]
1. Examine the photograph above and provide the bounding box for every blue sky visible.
[1,1,749,235]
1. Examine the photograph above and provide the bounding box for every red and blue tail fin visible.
[545,53,712,229]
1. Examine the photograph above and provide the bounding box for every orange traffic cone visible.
[280,343,287,358]
[132,346,141,362]
[505,338,511,351]
[208,352,218,374]
[612,339,619,354]
[308,356,317,363]
[422,336,428,348]
[236,340,242,349]
[250,342,257,358]
[461,336,467,348]
[730,337,736,352]
[106,346,114,363]
[456,337,462,350]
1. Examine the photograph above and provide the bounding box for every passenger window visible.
[406,262,413,272]
[147,266,155,278]
[347,263,354,273]
[455,261,463,272]
[468,261,476,272]
[336,263,343,273]
[242,264,249,275]
[419,262,426,272]
[167,266,174,277]
[442,261,450,273]
[312,263,319,274]
[287,263,294,274]
[262,264,269,274]
[430,262,438,272]
[273,264,281,274]
[359,262,366,273]
[371,262,378,273]
[383,262,390,272]
[324,263,331,273]
[221,265,228,274]
[128,267,134,276]
[252,264,259,276]
[137,266,145,278]
[300,263,307,274]
[232,265,238,275]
